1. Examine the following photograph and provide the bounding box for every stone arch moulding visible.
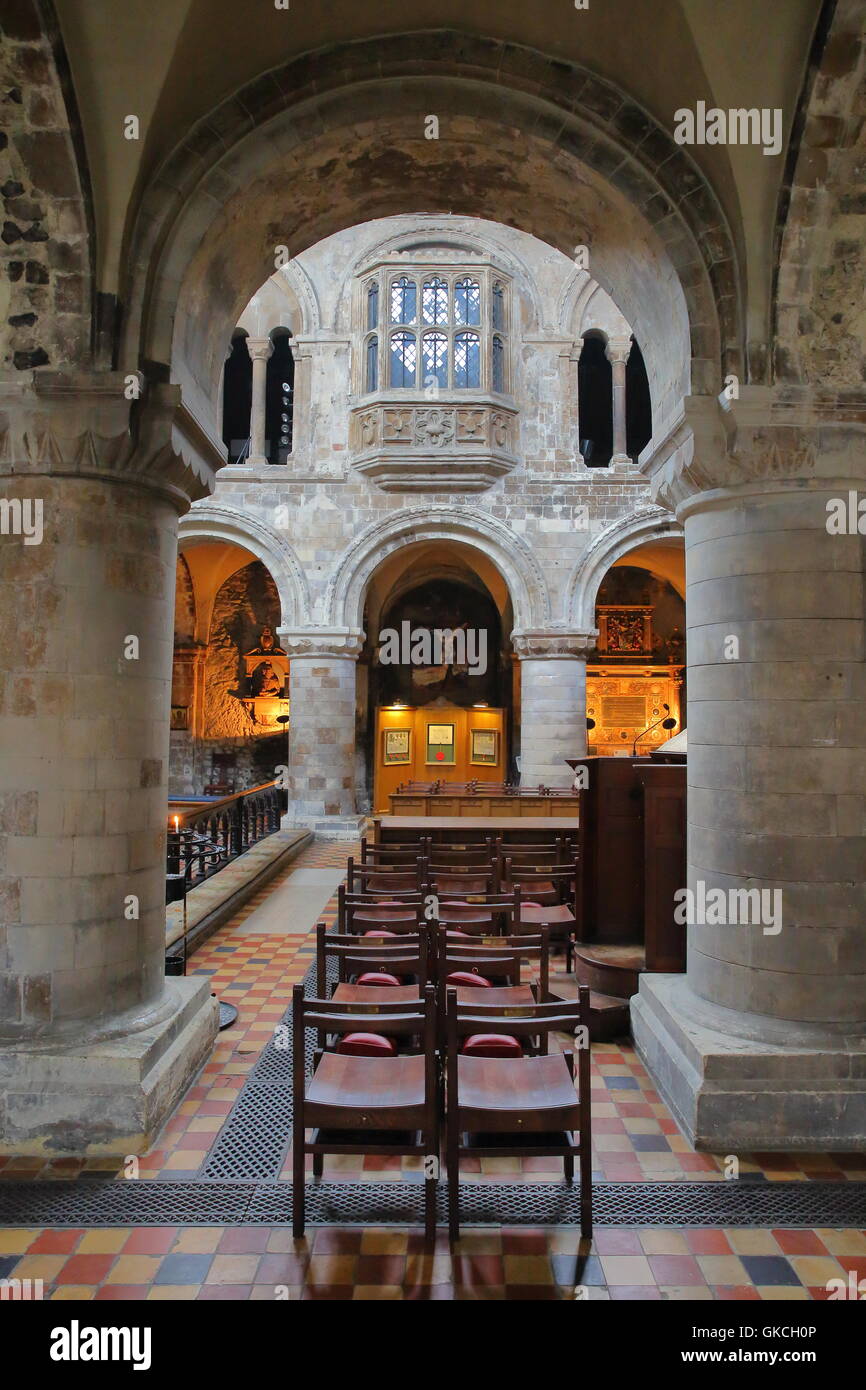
[567,506,683,631]
[121,30,741,411]
[178,501,312,628]
[325,506,551,634]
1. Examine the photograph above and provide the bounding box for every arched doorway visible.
[356,539,516,813]
[172,539,288,798]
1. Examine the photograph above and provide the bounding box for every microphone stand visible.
[633,708,672,757]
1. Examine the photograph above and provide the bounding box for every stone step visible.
[573,943,645,1000]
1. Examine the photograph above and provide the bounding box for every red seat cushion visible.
[521,901,543,908]
[356,971,402,987]
[363,929,397,938]
[446,929,471,938]
[337,1032,396,1057]
[461,1033,524,1057]
[446,970,492,988]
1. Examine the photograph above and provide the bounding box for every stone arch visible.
[121,31,740,428]
[325,506,550,633]
[567,505,683,630]
[178,501,311,628]
[773,2,866,387]
[236,263,320,339]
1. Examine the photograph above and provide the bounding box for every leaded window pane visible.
[454,331,480,388]
[492,282,505,330]
[366,335,378,392]
[390,331,417,387]
[455,277,481,326]
[492,335,505,392]
[367,282,379,331]
[422,276,449,326]
[422,332,448,389]
[390,277,417,324]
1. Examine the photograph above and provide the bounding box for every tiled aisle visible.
[1,839,864,1300]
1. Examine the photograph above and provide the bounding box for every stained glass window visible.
[390,276,417,324]
[454,332,480,388]
[455,277,481,326]
[390,331,417,388]
[366,335,378,393]
[422,276,449,326]
[422,332,448,389]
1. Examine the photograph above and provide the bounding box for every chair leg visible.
[447,1126,460,1244]
[312,1152,324,1178]
[292,1135,305,1240]
[564,1151,574,1184]
[425,1175,437,1244]
[580,1150,592,1238]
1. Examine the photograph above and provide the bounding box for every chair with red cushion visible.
[293,984,439,1241]
[315,922,432,1002]
[355,971,403,988]
[445,986,592,1243]
[337,1032,397,1057]
[446,969,493,989]
[436,889,521,937]
[461,1033,524,1058]
[338,885,427,934]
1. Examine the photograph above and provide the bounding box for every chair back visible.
[316,922,431,994]
[360,836,431,865]
[339,885,428,934]
[346,857,427,895]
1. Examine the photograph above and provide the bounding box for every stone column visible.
[513,631,596,786]
[0,373,219,1154]
[632,390,866,1150]
[606,337,631,467]
[246,337,273,465]
[278,627,366,837]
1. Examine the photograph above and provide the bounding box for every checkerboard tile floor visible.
[1,1225,864,1301]
[1,837,864,1300]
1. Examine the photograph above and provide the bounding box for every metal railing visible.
[166,780,285,889]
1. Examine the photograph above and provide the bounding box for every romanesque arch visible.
[325,505,550,634]
[178,501,311,628]
[120,31,739,433]
[566,505,683,630]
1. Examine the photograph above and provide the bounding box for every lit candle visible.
[173,815,180,833]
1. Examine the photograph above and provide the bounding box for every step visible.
[573,943,645,1000]
[588,989,631,1041]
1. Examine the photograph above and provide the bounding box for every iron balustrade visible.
[166,781,285,889]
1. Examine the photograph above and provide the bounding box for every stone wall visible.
[0,0,91,372]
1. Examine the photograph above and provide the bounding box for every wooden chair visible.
[338,886,428,935]
[437,890,521,936]
[316,922,432,998]
[436,928,551,1046]
[426,840,495,867]
[427,865,500,898]
[445,987,592,1241]
[346,858,427,896]
[293,983,439,1241]
[360,836,431,866]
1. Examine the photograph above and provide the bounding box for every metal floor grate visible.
[0,1179,863,1228]
[5,951,865,1229]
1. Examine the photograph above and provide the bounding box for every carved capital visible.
[605,337,632,366]
[0,372,217,511]
[643,390,866,516]
[277,627,365,661]
[245,337,274,362]
[512,628,598,660]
